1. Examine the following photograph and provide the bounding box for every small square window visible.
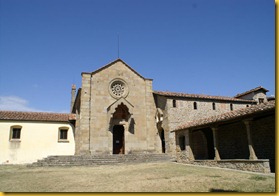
[259,98,264,104]
[12,128,21,139]
[10,126,22,141]
[59,129,68,140]
[58,128,69,142]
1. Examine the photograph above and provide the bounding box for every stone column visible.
[243,120,258,160]
[212,127,221,161]
[185,129,195,161]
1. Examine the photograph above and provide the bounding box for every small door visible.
[113,125,125,154]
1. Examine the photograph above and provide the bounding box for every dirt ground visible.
[0,162,275,192]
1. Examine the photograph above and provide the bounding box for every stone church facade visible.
[71,59,160,155]
[71,59,272,158]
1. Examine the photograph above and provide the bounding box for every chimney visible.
[70,84,76,112]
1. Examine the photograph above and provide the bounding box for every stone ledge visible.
[189,159,271,173]
[193,159,269,163]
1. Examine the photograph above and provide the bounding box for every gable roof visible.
[172,100,275,132]
[82,59,151,80]
[0,111,75,122]
[153,91,255,103]
[234,86,269,98]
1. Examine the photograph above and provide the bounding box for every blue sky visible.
[0,0,275,112]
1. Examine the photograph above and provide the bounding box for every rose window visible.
[111,81,125,97]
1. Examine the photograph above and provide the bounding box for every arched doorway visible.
[113,125,125,154]
[190,129,214,160]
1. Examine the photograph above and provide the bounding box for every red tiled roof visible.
[173,100,275,132]
[153,91,255,103]
[0,111,75,122]
[234,86,269,98]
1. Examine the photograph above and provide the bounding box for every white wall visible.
[0,121,75,164]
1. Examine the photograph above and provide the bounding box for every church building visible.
[71,59,159,155]
[0,59,275,173]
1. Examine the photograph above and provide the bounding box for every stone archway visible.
[107,98,134,154]
[190,130,208,159]
[190,129,214,160]
[112,103,130,120]
[110,102,131,154]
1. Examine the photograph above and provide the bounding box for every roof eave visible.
[153,91,256,103]
[172,106,274,132]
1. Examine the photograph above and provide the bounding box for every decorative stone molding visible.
[109,78,129,99]
[107,97,134,116]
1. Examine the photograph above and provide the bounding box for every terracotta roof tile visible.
[153,91,255,103]
[234,86,269,98]
[0,111,75,122]
[173,100,275,132]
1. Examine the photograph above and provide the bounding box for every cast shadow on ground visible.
[210,188,238,192]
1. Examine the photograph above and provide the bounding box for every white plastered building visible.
[0,111,75,164]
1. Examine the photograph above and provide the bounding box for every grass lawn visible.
[0,162,275,192]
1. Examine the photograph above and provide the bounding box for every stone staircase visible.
[28,154,175,167]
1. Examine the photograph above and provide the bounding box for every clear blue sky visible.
[0,0,275,112]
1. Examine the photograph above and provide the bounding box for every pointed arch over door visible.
[113,103,130,120]
[107,97,134,118]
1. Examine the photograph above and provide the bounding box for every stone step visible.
[28,154,174,167]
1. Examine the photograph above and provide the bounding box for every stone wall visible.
[218,122,249,159]
[155,95,250,156]
[251,115,275,171]
[154,95,175,156]
[237,91,267,103]
[253,92,268,103]
[188,160,271,173]
[166,98,249,130]
[75,73,91,155]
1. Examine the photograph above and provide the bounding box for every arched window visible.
[193,102,197,110]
